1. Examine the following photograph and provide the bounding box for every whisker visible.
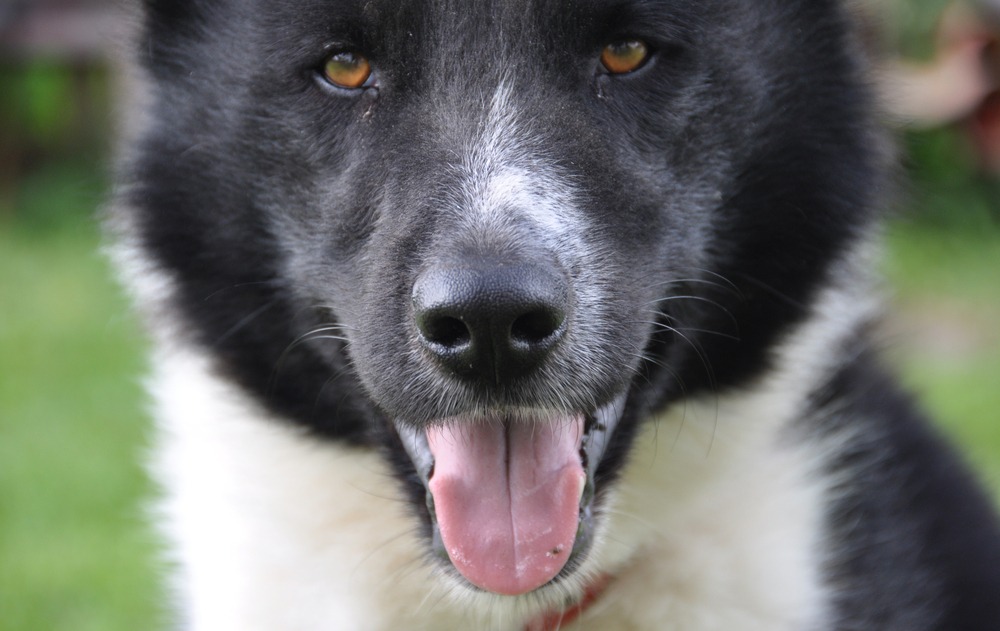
[201,279,281,303]
[648,293,735,317]
[690,267,744,297]
[637,318,741,343]
[301,334,350,343]
[215,300,277,344]
[266,323,351,399]
[649,321,716,390]
[732,273,806,309]
[643,276,736,295]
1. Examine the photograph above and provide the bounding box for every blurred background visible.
[1,1,999,629]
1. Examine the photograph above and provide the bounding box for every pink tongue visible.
[426,417,586,596]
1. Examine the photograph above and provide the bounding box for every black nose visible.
[412,259,569,384]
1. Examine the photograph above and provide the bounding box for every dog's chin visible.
[395,394,627,598]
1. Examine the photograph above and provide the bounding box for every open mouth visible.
[396,394,626,596]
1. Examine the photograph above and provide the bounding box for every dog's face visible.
[125,0,880,600]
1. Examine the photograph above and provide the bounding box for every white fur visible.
[573,252,878,630]
[445,83,625,408]
[454,83,593,274]
[139,236,877,629]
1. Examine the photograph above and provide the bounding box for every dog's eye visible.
[323,51,372,89]
[600,40,649,75]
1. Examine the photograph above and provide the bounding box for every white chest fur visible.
[150,345,831,631]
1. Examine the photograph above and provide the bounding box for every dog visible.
[110,0,1000,628]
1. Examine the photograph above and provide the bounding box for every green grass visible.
[0,167,998,630]
[883,219,1000,494]
[0,210,160,631]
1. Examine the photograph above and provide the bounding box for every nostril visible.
[511,308,565,347]
[420,313,471,350]
[411,258,570,383]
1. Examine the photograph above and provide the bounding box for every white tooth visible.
[397,423,434,483]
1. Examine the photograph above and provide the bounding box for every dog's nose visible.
[412,259,569,384]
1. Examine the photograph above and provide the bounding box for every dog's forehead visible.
[350,0,630,26]
[276,0,704,44]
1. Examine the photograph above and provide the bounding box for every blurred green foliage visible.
[893,0,954,59]
[0,61,112,231]
[904,128,1000,228]
[0,61,111,153]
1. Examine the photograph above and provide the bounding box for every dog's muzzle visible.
[392,252,627,594]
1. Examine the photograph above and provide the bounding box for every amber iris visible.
[600,40,649,74]
[323,51,372,89]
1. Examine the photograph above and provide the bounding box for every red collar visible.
[523,574,612,631]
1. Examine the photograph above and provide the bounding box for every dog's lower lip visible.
[395,395,626,594]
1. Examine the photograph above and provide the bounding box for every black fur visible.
[124,0,878,434]
[810,345,1000,628]
[116,0,1000,627]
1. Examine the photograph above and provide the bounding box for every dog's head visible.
[119,0,882,601]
